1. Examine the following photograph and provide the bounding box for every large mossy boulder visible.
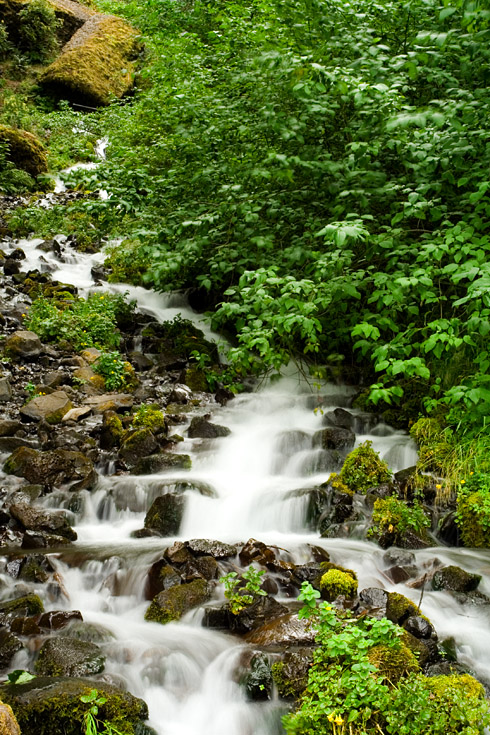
[4,330,43,360]
[0,128,48,177]
[339,440,392,493]
[143,494,185,536]
[41,15,141,107]
[145,579,213,624]
[10,503,77,541]
[35,637,105,677]
[0,700,20,735]
[4,447,96,491]
[0,677,148,735]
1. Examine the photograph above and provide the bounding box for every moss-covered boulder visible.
[0,127,48,177]
[41,15,141,107]
[132,452,192,475]
[0,629,23,669]
[0,593,44,619]
[368,642,420,684]
[145,579,213,624]
[426,672,485,701]
[9,503,77,541]
[271,648,313,700]
[0,700,20,735]
[4,331,43,360]
[35,637,105,677]
[4,447,97,491]
[119,428,159,467]
[456,490,490,547]
[339,440,392,493]
[143,494,185,536]
[431,565,481,593]
[0,677,148,735]
[368,496,431,549]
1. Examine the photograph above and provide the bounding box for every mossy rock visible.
[456,491,490,548]
[0,126,48,177]
[0,700,20,735]
[339,440,392,494]
[119,427,159,467]
[0,0,96,44]
[368,496,430,549]
[183,365,208,392]
[145,579,213,624]
[35,637,105,677]
[368,642,420,684]
[0,593,44,617]
[41,15,141,107]
[0,677,148,735]
[271,648,313,700]
[385,592,431,630]
[426,672,485,701]
[319,569,358,602]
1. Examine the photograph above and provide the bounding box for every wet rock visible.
[291,563,324,587]
[4,447,97,491]
[230,596,289,634]
[37,610,83,631]
[187,416,231,439]
[182,366,208,392]
[11,553,55,583]
[62,407,92,423]
[437,511,460,546]
[0,629,22,668]
[9,503,77,541]
[431,565,481,593]
[272,647,313,699]
[0,377,12,402]
[164,541,193,565]
[452,590,490,606]
[186,539,237,559]
[99,411,124,450]
[359,587,388,615]
[404,615,435,639]
[245,613,315,647]
[239,539,277,567]
[383,549,416,567]
[35,637,105,677]
[145,561,182,600]
[4,259,20,276]
[119,428,159,467]
[84,393,134,413]
[20,391,73,424]
[0,594,44,626]
[0,701,20,735]
[144,494,185,536]
[145,579,213,624]
[313,426,355,451]
[21,531,73,548]
[235,650,272,701]
[4,331,42,360]
[180,556,219,582]
[0,420,22,437]
[132,453,192,474]
[63,622,114,644]
[202,604,232,630]
[0,676,148,735]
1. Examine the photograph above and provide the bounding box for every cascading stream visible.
[2,230,490,734]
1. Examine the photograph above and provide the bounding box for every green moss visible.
[368,642,420,684]
[426,673,485,701]
[144,579,212,624]
[327,472,353,496]
[456,490,490,547]
[0,677,146,735]
[319,569,358,601]
[0,125,48,176]
[41,15,140,106]
[0,593,44,616]
[132,404,166,433]
[183,365,209,392]
[385,592,431,629]
[339,441,391,493]
[368,496,430,546]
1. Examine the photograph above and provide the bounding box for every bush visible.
[18,0,60,62]
[131,404,166,432]
[339,441,392,494]
[25,293,132,351]
[93,351,135,391]
[369,497,430,546]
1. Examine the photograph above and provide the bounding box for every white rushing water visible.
[2,232,490,734]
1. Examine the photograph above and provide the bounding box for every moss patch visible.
[145,579,212,624]
[319,569,358,601]
[339,440,391,493]
[0,125,48,176]
[41,15,141,106]
[368,642,420,684]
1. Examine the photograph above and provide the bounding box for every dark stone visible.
[132,453,192,474]
[0,629,22,668]
[313,426,355,451]
[4,447,97,491]
[0,420,23,436]
[230,596,289,634]
[404,615,435,639]
[382,549,416,567]
[245,613,316,647]
[186,539,237,559]
[35,637,105,677]
[36,611,83,631]
[145,579,214,624]
[143,494,185,536]
[272,647,313,699]
[437,512,460,546]
[181,556,219,582]
[16,554,55,583]
[0,677,148,735]
[10,617,42,636]
[291,563,324,587]
[9,248,26,260]
[119,428,159,467]
[4,330,42,359]
[4,258,20,275]
[385,565,416,584]
[202,604,232,630]
[0,594,44,622]
[188,415,231,439]
[9,504,77,541]
[359,587,388,614]
[323,408,356,429]
[235,650,272,701]
[239,538,277,567]
[145,561,182,600]
[432,565,481,593]
[164,541,193,565]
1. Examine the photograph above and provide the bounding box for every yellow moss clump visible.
[41,15,141,106]
[0,700,20,735]
[0,125,48,176]
[368,642,420,684]
[427,673,485,701]
[319,569,358,601]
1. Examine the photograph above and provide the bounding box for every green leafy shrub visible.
[219,566,267,614]
[80,689,129,735]
[369,497,430,545]
[0,22,12,60]
[283,582,490,735]
[455,472,490,548]
[92,351,131,391]
[104,239,151,285]
[25,293,131,351]
[339,441,392,494]
[319,569,357,601]
[18,0,60,62]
